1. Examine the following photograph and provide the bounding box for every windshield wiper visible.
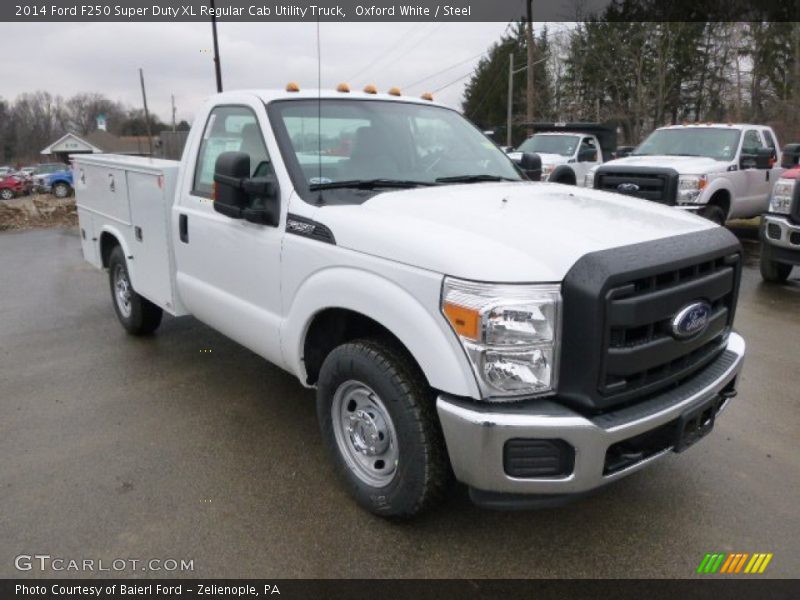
[435,174,517,184]
[308,178,437,191]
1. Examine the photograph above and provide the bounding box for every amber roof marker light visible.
[286,82,300,92]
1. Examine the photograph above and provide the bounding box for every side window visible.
[762,129,778,157]
[742,130,765,155]
[192,105,271,197]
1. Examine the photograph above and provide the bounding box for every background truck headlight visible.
[678,175,707,203]
[769,179,795,214]
[541,165,554,181]
[441,278,560,399]
[584,171,596,187]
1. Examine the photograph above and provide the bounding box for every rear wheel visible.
[53,182,71,198]
[316,339,449,518]
[760,250,793,283]
[108,246,163,335]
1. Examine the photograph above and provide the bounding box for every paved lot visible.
[1,227,798,578]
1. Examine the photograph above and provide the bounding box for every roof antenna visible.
[315,17,324,206]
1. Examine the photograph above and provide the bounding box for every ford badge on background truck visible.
[589,123,783,225]
[74,86,745,517]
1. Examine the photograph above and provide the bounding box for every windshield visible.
[268,99,521,202]
[633,128,741,161]
[516,134,580,157]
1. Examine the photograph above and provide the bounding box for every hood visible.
[316,181,715,282]
[602,154,729,174]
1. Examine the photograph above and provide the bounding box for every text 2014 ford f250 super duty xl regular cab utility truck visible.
[588,123,783,225]
[74,86,745,518]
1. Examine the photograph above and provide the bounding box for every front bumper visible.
[762,215,800,264]
[437,332,744,500]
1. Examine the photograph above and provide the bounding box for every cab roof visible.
[209,88,450,109]
[658,123,772,131]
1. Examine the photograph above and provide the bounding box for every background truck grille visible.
[558,227,742,414]
[594,166,679,205]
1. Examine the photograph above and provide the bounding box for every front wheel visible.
[0,188,14,200]
[316,339,449,518]
[760,249,793,283]
[108,246,163,335]
[700,204,726,226]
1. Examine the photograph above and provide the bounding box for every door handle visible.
[179,214,189,243]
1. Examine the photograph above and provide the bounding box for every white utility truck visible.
[507,123,615,185]
[75,87,745,517]
[588,123,783,225]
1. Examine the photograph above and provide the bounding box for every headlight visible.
[441,278,560,400]
[678,175,707,203]
[769,179,795,214]
[541,165,554,180]
[584,170,596,187]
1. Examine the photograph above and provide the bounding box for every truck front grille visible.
[594,166,679,205]
[600,255,738,403]
[558,227,742,413]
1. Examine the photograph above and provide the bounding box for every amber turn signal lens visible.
[285,81,300,92]
[443,302,480,340]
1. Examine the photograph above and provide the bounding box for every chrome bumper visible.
[763,215,800,251]
[437,332,745,496]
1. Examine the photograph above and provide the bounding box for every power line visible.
[348,23,441,82]
[432,70,476,94]
[402,50,489,90]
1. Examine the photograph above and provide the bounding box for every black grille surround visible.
[558,227,742,414]
[593,165,679,205]
[790,177,800,226]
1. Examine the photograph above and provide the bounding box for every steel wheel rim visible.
[0,189,12,200]
[331,380,399,488]
[113,264,132,318]
[54,185,67,198]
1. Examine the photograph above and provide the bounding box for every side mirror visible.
[577,148,597,162]
[213,151,280,226]
[755,147,774,169]
[519,152,542,181]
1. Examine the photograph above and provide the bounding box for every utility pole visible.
[210,0,223,92]
[139,68,154,156]
[171,94,177,132]
[507,53,514,148]
[525,0,535,134]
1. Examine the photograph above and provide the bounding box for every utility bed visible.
[74,154,187,315]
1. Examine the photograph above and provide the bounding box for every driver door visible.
[739,129,771,216]
[173,101,286,369]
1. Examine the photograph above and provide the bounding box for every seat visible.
[343,126,399,180]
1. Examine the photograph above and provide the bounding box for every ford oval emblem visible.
[617,182,640,193]
[671,301,712,339]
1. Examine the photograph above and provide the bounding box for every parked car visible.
[588,123,783,225]
[74,87,745,518]
[760,161,800,282]
[507,123,616,185]
[31,162,68,192]
[0,174,28,200]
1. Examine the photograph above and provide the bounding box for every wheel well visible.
[302,308,424,386]
[99,232,120,268]
[707,189,731,218]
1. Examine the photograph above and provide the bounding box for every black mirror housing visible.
[577,149,597,162]
[213,151,250,217]
[755,147,774,169]
[519,152,542,181]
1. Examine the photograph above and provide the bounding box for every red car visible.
[0,174,29,200]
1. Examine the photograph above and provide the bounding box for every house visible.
[40,130,154,164]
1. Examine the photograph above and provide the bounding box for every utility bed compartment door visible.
[128,169,178,312]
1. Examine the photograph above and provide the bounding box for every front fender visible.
[698,176,733,206]
[281,267,480,399]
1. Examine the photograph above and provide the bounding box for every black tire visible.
[53,182,71,198]
[316,339,449,518]
[0,188,14,200]
[108,246,163,335]
[759,249,792,283]
[700,204,726,226]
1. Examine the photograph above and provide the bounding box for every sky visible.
[0,21,516,124]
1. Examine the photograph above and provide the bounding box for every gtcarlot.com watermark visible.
[15,554,194,573]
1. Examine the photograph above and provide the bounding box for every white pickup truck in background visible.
[75,87,745,517]
[588,123,783,224]
[506,123,615,185]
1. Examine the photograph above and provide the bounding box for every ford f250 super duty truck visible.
[74,86,745,517]
[760,164,800,283]
[507,123,615,186]
[588,123,783,225]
